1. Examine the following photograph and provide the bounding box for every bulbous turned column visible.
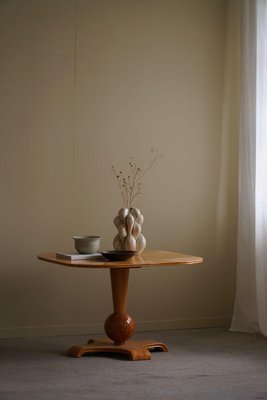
[104,268,135,344]
[113,207,146,255]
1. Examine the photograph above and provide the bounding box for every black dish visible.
[101,250,136,261]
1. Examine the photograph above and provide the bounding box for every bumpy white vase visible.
[113,207,146,255]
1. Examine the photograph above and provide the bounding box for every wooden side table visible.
[38,250,203,361]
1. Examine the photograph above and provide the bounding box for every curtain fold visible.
[255,0,267,336]
[231,0,267,337]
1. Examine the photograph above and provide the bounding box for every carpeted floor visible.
[0,328,267,400]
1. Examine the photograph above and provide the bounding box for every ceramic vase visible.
[113,207,146,254]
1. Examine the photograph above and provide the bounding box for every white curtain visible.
[231,0,267,336]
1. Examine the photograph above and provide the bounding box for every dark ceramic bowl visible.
[101,250,136,261]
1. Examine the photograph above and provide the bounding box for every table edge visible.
[37,251,203,269]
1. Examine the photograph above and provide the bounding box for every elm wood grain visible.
[38,250,203,268]
[104,268,135,344]
[37,250,203,361]
[68,339,168,361]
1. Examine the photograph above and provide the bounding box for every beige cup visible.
[73,235,101,254]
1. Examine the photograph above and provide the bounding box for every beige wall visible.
[0,0,238,338]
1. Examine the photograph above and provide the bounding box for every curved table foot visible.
[67,338,168,361]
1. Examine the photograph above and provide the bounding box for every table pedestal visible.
[67,268,168,361]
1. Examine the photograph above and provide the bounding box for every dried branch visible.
[111,148,163,208]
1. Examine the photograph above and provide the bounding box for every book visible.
[56,252,102,260]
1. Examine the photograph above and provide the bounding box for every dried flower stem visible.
[111,148,163,209]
